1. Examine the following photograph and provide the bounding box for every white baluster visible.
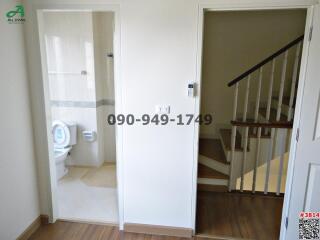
[229,83,239,192]
[288,43,301,121]
[265,60,275,134]
[264,128,275,194]
[277,130,287,195]
[253,68,263,134]
[240,75,252,192]
[243,75,251,122]
[252,127,261,193]
[276,51,288,122]
[232,83,239,121]
[229,125,237,192]
[241,76,250,147]
[240,126,249,192]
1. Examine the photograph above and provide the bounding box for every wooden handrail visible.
[228,35,304,87]
[231,120,293,129]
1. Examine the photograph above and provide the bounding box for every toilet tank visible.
[67,122,77,146]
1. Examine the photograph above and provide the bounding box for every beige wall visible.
[200,10,306,137]
[0,1,40,239]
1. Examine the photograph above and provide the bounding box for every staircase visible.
[198,35,303,195]
[198,139,229,192]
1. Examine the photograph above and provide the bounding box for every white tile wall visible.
[44,12,116,167]
[44,12,96,102]
[93,12,116,163]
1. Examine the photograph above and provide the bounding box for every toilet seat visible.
[52,120,71,148]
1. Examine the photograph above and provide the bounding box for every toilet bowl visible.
[54,147,72,179]
[52,120,77,180]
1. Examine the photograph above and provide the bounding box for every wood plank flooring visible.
[28,221,213,240]
[28,192,283,240]
[196,191,284,240]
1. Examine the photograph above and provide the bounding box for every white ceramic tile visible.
[44,12,96,102]
[57,166,118,223]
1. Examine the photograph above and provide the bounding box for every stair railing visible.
[230,121,293,194]
[227,35,303,194]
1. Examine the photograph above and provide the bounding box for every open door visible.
[286,5,320,239]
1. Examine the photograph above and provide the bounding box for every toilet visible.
[52,120,77,180]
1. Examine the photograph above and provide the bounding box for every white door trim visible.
[192,2,316,238]
[34,4,124,229]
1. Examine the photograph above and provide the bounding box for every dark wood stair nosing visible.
[197,184,229,192]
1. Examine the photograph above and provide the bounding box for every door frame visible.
[34,4,124,229]
[192,1,317,238]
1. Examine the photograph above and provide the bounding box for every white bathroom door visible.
[285,5,320,239]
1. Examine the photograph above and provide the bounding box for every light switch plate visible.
[155,105,170,114]
[163,105,170,114]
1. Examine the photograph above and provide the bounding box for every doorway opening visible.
[39,11,118,224]
[196,9,307,239]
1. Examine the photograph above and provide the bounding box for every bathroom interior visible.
[42,11,118,223]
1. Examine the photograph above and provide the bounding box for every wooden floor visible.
[28,192,283,240]
[28,221,214,240]
[196,191,284,240]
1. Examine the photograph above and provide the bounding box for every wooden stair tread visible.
[219,129,244,151]
[259,107,287,121]
[197,184,228,192]
[198,163,228,180]
[199,138,227,164]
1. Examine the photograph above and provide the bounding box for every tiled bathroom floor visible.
[57,163,118,224]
